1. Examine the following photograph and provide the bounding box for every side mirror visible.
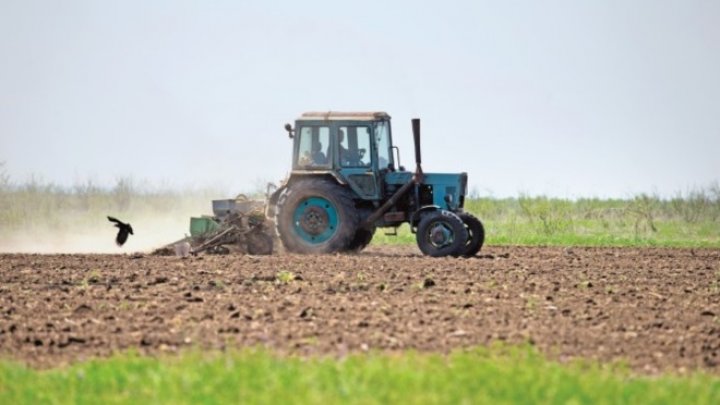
[284,123,294,138]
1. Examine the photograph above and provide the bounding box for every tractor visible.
[266,111,484,257]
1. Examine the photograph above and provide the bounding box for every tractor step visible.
[383,227,398,236]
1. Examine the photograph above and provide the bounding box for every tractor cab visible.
[287,112,395,200]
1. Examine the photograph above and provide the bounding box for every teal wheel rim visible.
[293,197,339,244]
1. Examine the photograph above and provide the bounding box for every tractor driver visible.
[311,141,326,165]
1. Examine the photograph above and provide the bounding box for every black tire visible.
[416,210,469,257]
[246,230,274,255]
[347,208,375,252]
[458,212,485,257]
[347,226,376,252]
[276,179,360,254]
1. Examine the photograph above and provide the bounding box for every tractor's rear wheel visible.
[459,212,485,257]
[276,179,359,254]
[347,209,375,252]
[416,210,468,257]
[347,226,376,252]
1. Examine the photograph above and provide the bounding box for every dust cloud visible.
[0,214,192,254]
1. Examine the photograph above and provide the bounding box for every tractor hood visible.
[385,171,468,211]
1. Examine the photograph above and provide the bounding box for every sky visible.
[1,0,719,198]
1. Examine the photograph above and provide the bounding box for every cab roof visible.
[297,111,391,121]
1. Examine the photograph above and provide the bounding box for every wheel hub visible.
[299,206,329,235]
[428,223,453,247]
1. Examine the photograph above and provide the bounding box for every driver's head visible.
[337,129,345,143]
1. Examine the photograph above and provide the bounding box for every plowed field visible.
[1,246,719,373]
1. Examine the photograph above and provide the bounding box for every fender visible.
[409,205,441,229]
[267,173,345,218]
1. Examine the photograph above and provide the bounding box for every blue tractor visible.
[267,112,484,257]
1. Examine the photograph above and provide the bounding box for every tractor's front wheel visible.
[276,179,359,254]
[416,210,468,257]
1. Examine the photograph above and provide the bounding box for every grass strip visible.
[1,345,718,404]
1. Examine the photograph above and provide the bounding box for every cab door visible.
[335,124,379,200]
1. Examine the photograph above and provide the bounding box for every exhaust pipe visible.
[412,118,421,166]
[411,118,423,178]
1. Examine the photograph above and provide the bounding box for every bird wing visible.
[108,216,122,225]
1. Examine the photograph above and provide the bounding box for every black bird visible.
[107,216,134,247]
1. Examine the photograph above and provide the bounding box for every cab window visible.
[374,121,392,170]
[296,126,330,168]
[337,126,371,168]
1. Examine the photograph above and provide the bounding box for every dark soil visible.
[1,246,719,373]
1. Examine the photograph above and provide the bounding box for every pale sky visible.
[1,0,718,198]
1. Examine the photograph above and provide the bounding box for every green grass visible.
[374,191,720,248]
[1,346,718,404]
